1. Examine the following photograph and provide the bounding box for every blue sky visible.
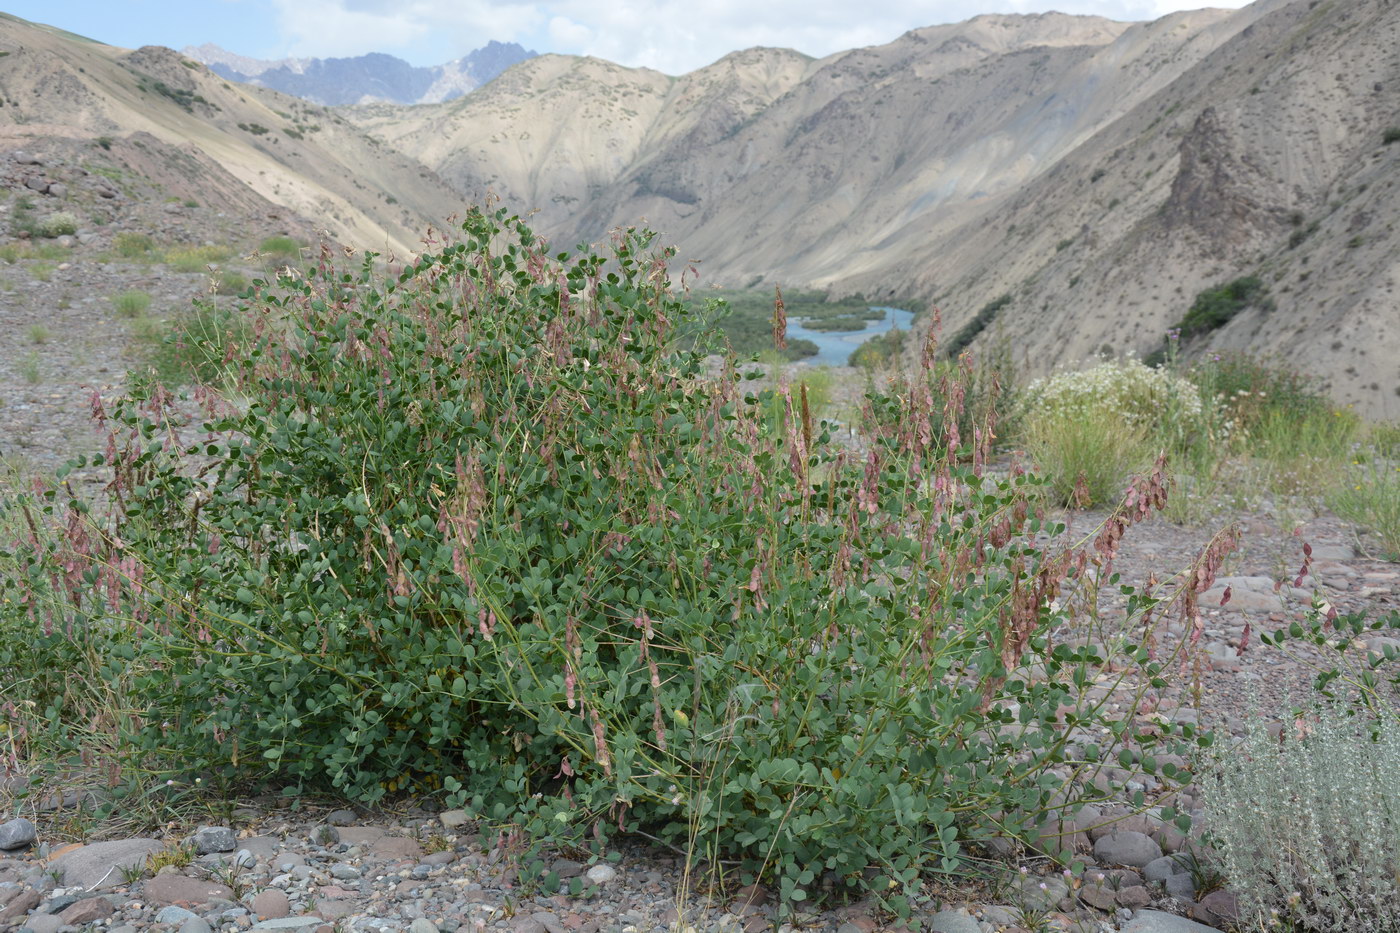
[6,0,1248,74]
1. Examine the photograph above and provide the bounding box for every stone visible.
[409,920,440,933]
[46,183,66,199]
[1194,890,1239,926]
[325,809,357,826]
[1117,886,1153,909]
[12,151,40,164]
[24,176,49,193]
[52,838,163,890]
[0,889,39,921]
[251,888,291,920]
[97,186,116,198]
[551,859,585,879]
[925,908,981,933]
[40,895,78,914]
[584,864,617,885]
[1078,880,1117,910]
[251,919,325,930]
[1093,831,1162,868]
[438,809,470,829]
[509,917,548,933]
[181,918,214,933]
[1119,909,1221,933]
[1144,855,1186,884]
[313,898,355,920]
[22,912,64,933]
[328,863,360,881]
[142,873,235,906]
[156,906,202,924]
[530,911,566,933]
[307,825,339,846]
[1163,873,1196,900]
[56,896,112,925]
[190,825,237,854]
[0,818,37,850]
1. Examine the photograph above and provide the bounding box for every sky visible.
[6,0,1249,74]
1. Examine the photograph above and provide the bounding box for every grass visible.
[17,352,41,384]
[26,325,49,344]
[147,302,252,387]
[259,235,302,261]
[111,232,158,260]
[130,315,165,341]
[165,244,236,273]
[1328,456,1400,560]
[215,270,249,296]
[1022,408,1153,507]
[111,291,153,318]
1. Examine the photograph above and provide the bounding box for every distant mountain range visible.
[182,41,537,106]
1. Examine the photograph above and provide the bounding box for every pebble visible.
[0,819,37,851]
[584,864,617,885]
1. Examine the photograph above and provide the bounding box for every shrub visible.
[35,212,77,238]
[215,270,249,296]
[1176,277,1272,339]
[1023,357,1202,433]
[2,209,1198,913]
[1200,702,1400,932]
[1185,352,1327,432]
[146,300,252,386]
[110,290,152,318]
[945,294,1010,358]
[1383,127,1400,145]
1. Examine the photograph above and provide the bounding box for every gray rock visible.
[156,906,201,924]
[409,920,439,933]
[328,863,360,881]
[46,183,66,199]
[23,914,64,933]
[307,824,339,846]
[190,826,237,854]
[250,919,324,931]
[1117,885,1153,909]
[0,818,36,850]
[509,917,548,933]
[1164,873,1196,899]
[39,895,78,914]
[1119,909,1222,933]
[52,838,163,890]
[325,809,357,826]
[1093,831,1163,868]
[24,177,48,193]
[180,918,214,933]
[924,907,980,930]
[1144,855,1186,884]
[585,864,617,884]
[12,151,40,165]
[438,809,470,829]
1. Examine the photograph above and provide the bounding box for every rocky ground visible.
[3,150,1399,933]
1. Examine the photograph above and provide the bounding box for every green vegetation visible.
[681,288,886,358]
[35,212,77,238]
[849,326,907,369]
[238,123,270,136]
[110,290,152,318]
[26,324,49,344]
[945,294,1011,358]
[165,244,235,273]
[258,235,301,260]
[146,301,252,387]
[17,352,40,384]
[2,210,1196,916]
[1383,127,1400,145]
[111,232,157,260]
[1175,276,1273,339]
[215,270,250,296]
[1329,456,1400,561]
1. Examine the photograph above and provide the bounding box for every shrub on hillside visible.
[35,212,77,238]
[2,210,1198,912]
[1023,357,1201,431]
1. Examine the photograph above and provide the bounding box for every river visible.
[787,306,917,366]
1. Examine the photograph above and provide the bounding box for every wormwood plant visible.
[2,209,1201,912]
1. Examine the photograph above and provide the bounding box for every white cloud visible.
[267,0,1249,72]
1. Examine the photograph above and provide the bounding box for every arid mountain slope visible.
[858,0,1399,417]
[0,13,452,255]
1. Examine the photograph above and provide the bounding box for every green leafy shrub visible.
[849,326,906,370]
[1200,701,1400,932]
[1176,277,1272,339]
[1023,358,1202,432]
[110,290,152,318]
[36,212,78,238]
[146,300,252,386]
[1383,127,1400,145]
[2,209,1197,913]
[1185,352,1327,432]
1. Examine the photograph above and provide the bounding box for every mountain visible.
[183,42,538,106]
[0,13,455,255]
[347,1,1399,418]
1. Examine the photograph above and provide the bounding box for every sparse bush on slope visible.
[2,209,1199,913]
